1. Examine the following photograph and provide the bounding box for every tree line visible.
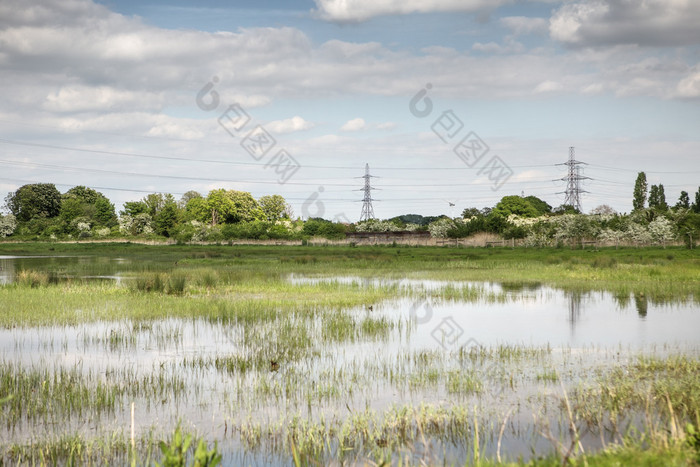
[1,174,699,247]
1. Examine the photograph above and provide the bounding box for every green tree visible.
[523,196,552,216]
[632,172,647,211]
[258,195,289,222]
[693,187,700,214]
[121,201,148,217]
[64,186,102,205]
[94,197,117,227]
[492,196,539,218]
[154,199,179,237]
[206,189,263,225]
[178,191,202,209]
[675,191,690,210]
[4,183,62,222]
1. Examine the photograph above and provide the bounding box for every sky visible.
[0,0,699,221]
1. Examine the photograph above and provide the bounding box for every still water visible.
[0,256,698,464]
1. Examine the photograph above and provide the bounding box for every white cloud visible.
[266,116,315,134]
[550,0,700,47]
[376,121,397,130]
[341,118,366,131]
[312,0,504,22]
[676,70,700,98]
[500,16,548,36]
[472,37,524,54]
[44,85,163,113]
[534,80,564,93]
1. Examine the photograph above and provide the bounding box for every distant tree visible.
[632,172,647,211]
[94,197,117,227]
[553,204,579,215]
[657,184,668,211]
[590,205,617,215]
[461,207,482,218]
[523,196,552,216]
[121,201,148,217]
[5,183,62,222]
[258,195,290,222]
[206,189,262,225]
[178,191,202,209]
[693,187,700,214]
[153,198,179,237]
[648,184,667,211]
[675,191,690,210]
[64,186,103,205]
[492,195,539,218]
[184,196,210,223]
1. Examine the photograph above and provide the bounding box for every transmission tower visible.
[556,147,590,212]
[357,163,377,222]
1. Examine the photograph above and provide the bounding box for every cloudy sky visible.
[1,0,699,220]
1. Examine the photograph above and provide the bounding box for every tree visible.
[179,191,202,209]
[5,183,62,222]
[632,172,647,211]
[693,187,700,214]
[461,207,481,218]
[94,197,117,227]
[675,191,690,210]
[553,204,579,215]
[258,195,290,222]
[64,186,103,205]
[648,184,659,209]
[154,198,179,237]
[523,196,552,216]
[657,184,668,211]
[648,216,674,248]
[590,205,617,216]
[0,213,17,237]
[206,189,263,225]
[121,201,148,217]
[492,196,539,218]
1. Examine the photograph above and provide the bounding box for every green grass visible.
[0,242,698,465]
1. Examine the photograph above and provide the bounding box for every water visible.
[0,256,698,464]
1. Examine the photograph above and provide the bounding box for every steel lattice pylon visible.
[358,163,376,222]
[556,147,590,212]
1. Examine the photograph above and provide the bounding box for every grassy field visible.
[0,242,698,465]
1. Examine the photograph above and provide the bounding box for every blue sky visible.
[1,0,699,219]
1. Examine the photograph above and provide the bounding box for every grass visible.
[0,242,698,465]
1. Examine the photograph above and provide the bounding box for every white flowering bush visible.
[523,231,553,248]
[0,214,17,237]
[625,222,652,246]
[648,216,675,247]
[428,218,455,238]
[94,227,111,237]
[355,219,401,232]
[119,213,153,236]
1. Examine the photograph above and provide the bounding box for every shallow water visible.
[0,257,698,464]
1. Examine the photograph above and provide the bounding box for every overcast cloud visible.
[0,0,698,218]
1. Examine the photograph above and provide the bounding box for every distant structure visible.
[358,163,376,222]
[556,147,590,212]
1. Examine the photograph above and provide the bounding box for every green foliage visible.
[633,172,647,211]
[156,425,221,467]
[693,187,700,214]
[492,195,539,218]
[258,194,290,222]
[5,183,62,222]
[94,197,117,227]
[675,191,690,210]
[302,218,346,239]
[523,196,552,215]
[154,200,180,237]
[122,201,148,217]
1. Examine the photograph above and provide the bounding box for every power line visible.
[358,163,376,222]
[556,146,590,212]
